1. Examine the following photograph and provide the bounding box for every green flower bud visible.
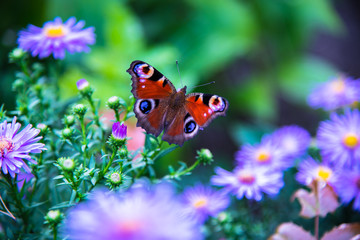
[118,147,128,159]
[110,172,122,184]
[64,115,76,126]
[105,170,123,189]
[58,157,76,171]
[61,128,74,139]
[72,104,88,117]
[106,96,123,110]
[44,210,63,226]
[9,48,26,62]
[196,148,214,165]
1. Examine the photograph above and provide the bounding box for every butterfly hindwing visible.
[185,93,228,127]
[162,110,200,146]
[133,99,168,137]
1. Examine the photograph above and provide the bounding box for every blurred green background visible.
[0,0,358,171]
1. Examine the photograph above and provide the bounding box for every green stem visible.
[53,225,58,240]
[103,150,117,175]
[115,109,121,122]
[79,116,88,166]
[86,96,100,127]
[4,174,29,232]
[176,159,201,177]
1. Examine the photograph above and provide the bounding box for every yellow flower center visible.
[256,150,270,163]
[0,138,12,155]
[44,26,66,38]
[193,197,208,208]
[238,171,255,184]
[343,133,359,148]
[330,79,345,94]
[316,166,332,182]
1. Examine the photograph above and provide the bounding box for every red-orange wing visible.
[185,93,228,127]
[127,61,176,99]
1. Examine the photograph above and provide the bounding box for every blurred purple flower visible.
[18,17,95,59]
[63,183,202,240]
[76,78,89,90]
[295,157,338,187]
[181,184,230,223]
[236,137,292,171]
[211,166,284,201]
[16,171,34,190]
[112,122,127,140]
[308,76,360,111]
[0,117,45,178]
[333,169,360,211]
[271,125,311,159]
[317,109,360,168]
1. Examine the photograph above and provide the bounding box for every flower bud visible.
[9,48,26,62]
[37,123,48,136]
[57,157,76,171]
[72,104,88,117]
[44,210,63,226]
[106,96,123,110]
[118,148,128,159]
[61,128,74,139]
[76,79,94,97]
[196,148,214,165]
[76,79,89,90]
[64,115,76,126]
[108,122,127,149]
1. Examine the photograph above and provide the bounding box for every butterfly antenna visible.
[176,60,183,87]
[187,81,216,91]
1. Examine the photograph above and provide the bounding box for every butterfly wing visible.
[127,61,176,137]
[185,93,228,127]
[162,93,228,146]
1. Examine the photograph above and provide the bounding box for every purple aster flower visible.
[76,78,89,90]
[270,125,311,159]
[295,157,338,187]
[308,76,360,111]
[63,183,201,240]
[317,109,360,168]
[332,168,360,211]
[211,166,284,201]
[181,184,230,223]
[112,122,127,140]
[236,137,292,171]
[18,17,95,59]
[0,117,45,178]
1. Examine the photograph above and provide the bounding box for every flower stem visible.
[103,150,117,175]
[79,116,88,166]
[176,159,201,177]
[53,225,58,240]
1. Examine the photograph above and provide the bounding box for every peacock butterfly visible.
[127,60,228,146]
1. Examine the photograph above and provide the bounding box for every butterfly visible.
[127,60,228,146]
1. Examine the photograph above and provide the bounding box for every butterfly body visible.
[127,60,228,146]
